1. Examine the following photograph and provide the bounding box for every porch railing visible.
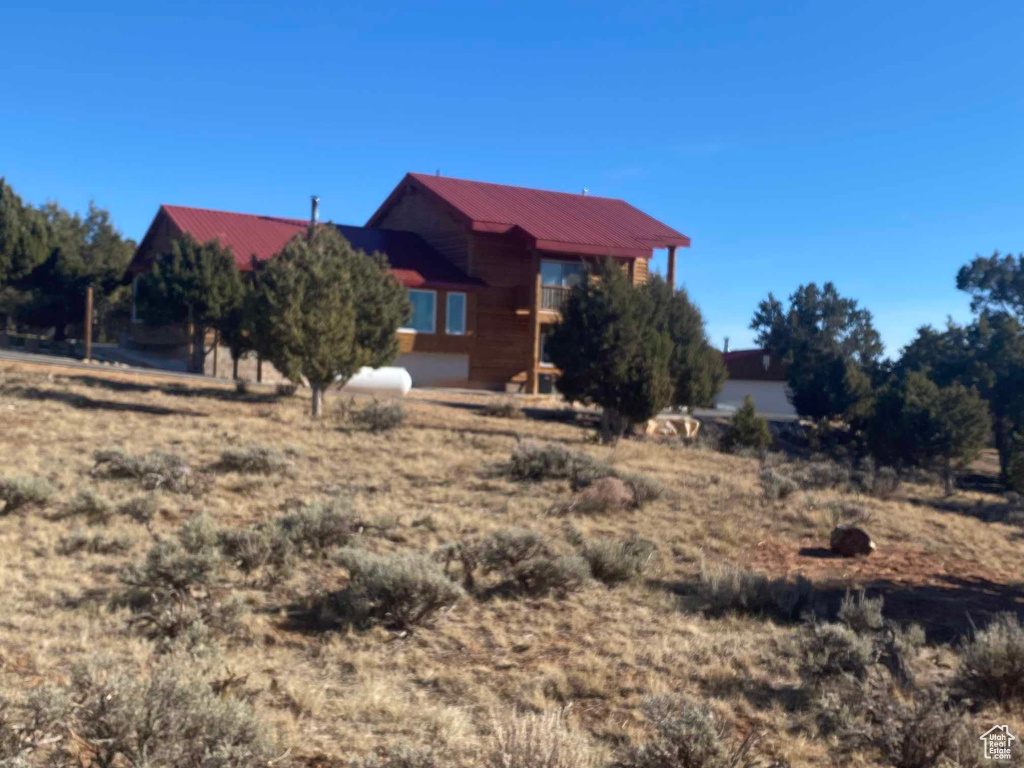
[540,285,571,311]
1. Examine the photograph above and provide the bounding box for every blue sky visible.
[3,0,1023,356]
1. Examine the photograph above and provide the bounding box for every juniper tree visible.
[135,234,243,372]
[646,275,726,410]
[751,282,881,422]
[547,260,673,443]
[868,372,990,494]
[0,178,48,291]
[249,227,409,418]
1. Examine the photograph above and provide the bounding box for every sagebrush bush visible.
[837,590,885,633]
[350,400,406,432]
[616,696,768,768]
[862,688,977,768]
[792,460,851,492]
[800,622,877,681]
[317,548,464,630]
[49,663,277,767]
[482,399,524,419]
[219,526,293,578]
[216,444,291,474]
[955,612,1024,703]
[117,494,159,525]
[355,746,441,768]
[619,472,664,508]
[62,488,114,524]
[580,534,658,586]
[179,512,221,554]
[277,499,357,555]
[93,449,207,495]
[720,396,772,453]
[0,476,54,514]
[509,443,581,481]
[450,529,591,597]
[121,539,220,602]
[485,709,602,768]
[56,530,131,556]
[697,560,818,621]
[760,467,799,502]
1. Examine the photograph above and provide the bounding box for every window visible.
[403,289,436,333]
[446,292,466,335]
[539,323,555,366]
[541,260,584,287]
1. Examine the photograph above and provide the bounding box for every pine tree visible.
[0,178,48,291]
[135,234,243,372]
[249,227,409,418]
[547,260,673,443]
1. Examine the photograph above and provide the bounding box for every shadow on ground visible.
[6,386,208,418]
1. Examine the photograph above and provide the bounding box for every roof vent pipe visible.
[310,196,320,225]
[724,337,730,354]
[582,187,589,196]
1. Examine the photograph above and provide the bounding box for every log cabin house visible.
[125,173,690,392]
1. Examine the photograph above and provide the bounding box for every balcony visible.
[541,285,571,312]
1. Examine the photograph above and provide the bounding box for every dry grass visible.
[0,362,1021,766]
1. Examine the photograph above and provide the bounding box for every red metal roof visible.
[368,173,691,259]
[136,205,483,289]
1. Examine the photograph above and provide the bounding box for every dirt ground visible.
[0,360,1021,767]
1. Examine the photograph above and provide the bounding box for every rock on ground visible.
[830,525,876,557]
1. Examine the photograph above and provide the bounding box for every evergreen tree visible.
[249,227,409,418]
[721,395,772,452]
[135,234,243,372]
[18,202,135,341]
[547,260,673,443]
[750,282,881,422]
[646,276,726,409]
[956,251,1024,320]
[0,178,48,290]
[868,372,990,494]
[900,314,1024,480]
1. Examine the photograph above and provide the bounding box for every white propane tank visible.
[338,367,412,397]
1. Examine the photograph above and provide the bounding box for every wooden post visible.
[84,286,93,362]
[527,250,541,395]
[666,246,677,292]
[212,330,219,378]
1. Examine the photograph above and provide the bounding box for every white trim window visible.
[446,292,466,335]
[403,289,436,333]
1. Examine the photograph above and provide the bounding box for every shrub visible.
[350,400,406,432]
[720,396,772,453]
[115,494,158,526]
[760,467,799,502]
[219,526,293,578]
[482,399,524,419]
[619,472,664,508]
[954,612,1024,703]
[62,489,114,524]
[862,689,976,768]
[318,548,464,630]
[216,444,290,474]
[92,449,206,495]
[837,589,885,633]
[47,664,277,767]
[235,378,250,394]
[485,709,602,768]
[355,747,441,768]
[800,622,877,681]
[581,534,658,586]
[794,460,852,491]
[178,512,221,555]
[458,529,590,597]
[277,499,357,555]
[0,476,54,514]
[121,539,220,602]
[56,530,131,556]
[509,443,580,481]
[616,696,767,768]
[697,561,818,621]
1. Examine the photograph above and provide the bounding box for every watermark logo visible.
[980,725,1016,761]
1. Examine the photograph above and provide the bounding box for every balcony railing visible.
[541,285,571,311]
